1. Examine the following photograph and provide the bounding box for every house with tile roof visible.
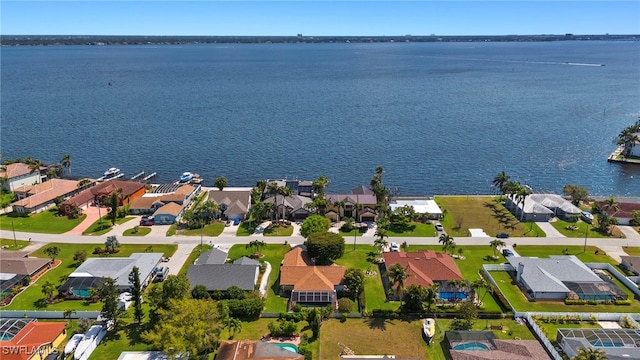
[129,184,199,215]
[152,202,185,225]
[0,318,67,360]
[11,178,90,214]
[507,255,627,300]
[208,189,252,221]
[382,250,469,301]
[216,340,303,360]
[0,163,41,192]
[325,188,378,222]
[599,200,640,225]
[279,247,346,310]
[59,179,146,216]
[263,194,313,221]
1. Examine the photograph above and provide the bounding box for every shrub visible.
[279,312,305,322]
[268,320,298,337]
[565,299,587,305]
[338,298,355,313]
[615,299,632,306]
[292,303,302,313]
[491,285,511,311]
[587,300,598,305]
[226,298,264,318]
[191,285,210,300]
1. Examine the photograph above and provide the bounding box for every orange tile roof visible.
[175,185,196,196]
[383,250,463,288]
[0,163,32,179]
[280,247,345,290]
[0,321,66,360]
[12,179,80,209]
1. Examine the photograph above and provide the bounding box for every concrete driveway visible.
[536,221,565,237]
[64,206,105,235]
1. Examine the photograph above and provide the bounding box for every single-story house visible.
[152,202,185,225]
[279,246,346,309]
[216,340,304,360]
[0,251,52,297]
[129,184,199,215]
[59,253,162,298]
[620,256,640,275]
[208,189,252,221]
[128,196,166,215]
[528,193,581,220]
[389,198,443,219]
[558,328,640,360]
[59,179,146,216]
[325,191,378,222]
[507,255,627,300]
[187,257,261,292]
[383,250,468,301]
[505,194,554,222]
[11,178,89,214]
[446,331,549,360]
[263,194,312,221]
[0,163,41,192]
[599,200,640,225]
[0,318,67,360]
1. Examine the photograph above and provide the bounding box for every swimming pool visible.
[453,342,490,350]
[274,343,299,353]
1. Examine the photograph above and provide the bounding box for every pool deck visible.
[263,335,301,347]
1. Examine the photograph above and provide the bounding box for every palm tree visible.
[448,279,467,304]
[312,175,330,195]
[492,171,510,200]
[227,317,243,338]
[471,278,492,303]
[266,182,281,222]
[602,195,620,214]
[41,280,57,302]
[353,201,363,222]
[514,184,531,221]
[198,200,219,223]
[27,158,41,175]
[489,239,506,259]
[277,185,293,221]
[425,283,440,315]
[572,347,608,360]
[439,234,456,255]
[386,263,409,304]
[61,154,71,175]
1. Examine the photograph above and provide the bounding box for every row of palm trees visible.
[492,171,532,221]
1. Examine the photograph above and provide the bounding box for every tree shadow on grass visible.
[125,321,154,346]
[364,316,393,331]
[33,298,48,309]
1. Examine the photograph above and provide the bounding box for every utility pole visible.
[11,220,16,247]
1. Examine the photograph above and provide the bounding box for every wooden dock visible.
[608,145,640,164]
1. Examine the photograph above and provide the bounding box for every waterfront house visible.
[263,194,312,221]
[0,318,67,360]
[598,199,640,225]
[558,328,640,360]
[446,331,549,360]
[389,198,443,219]
[505,194,554,222]
[207,189,252,221]
[0,163,42,192]
[11,178,88,214]
[59,253,162,298]
[59,179,146,216]
[325,187,378,222]
[507,256,627,301]
[382,250,468,301]
[129,184,199,215]
[152,202,185,225]
[279,246,345,310]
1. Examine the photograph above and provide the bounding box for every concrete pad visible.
[165,243,198,276]
[537,221,565,237]
[598,321,621,329]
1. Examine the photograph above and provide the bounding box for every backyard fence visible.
[523,313,563,360]
[586,262,640,298]
[0,310,101,319]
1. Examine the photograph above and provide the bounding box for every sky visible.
[2,1,639,36]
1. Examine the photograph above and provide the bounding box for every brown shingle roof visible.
[129,196,163,210]
[383,250,463,287]
[153,202,184,217]
[208,190,251,215]
[280,247,345,290]
[12,179,80,210]
[175,184,196,196]
[600,201,640,219]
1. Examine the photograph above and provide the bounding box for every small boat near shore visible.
[423,318,436,344]
[97,167,124,182]
[176,171,203,185]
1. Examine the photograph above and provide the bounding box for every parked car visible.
[434,223,444,232]
[496,232,510,239]
[581,210,594,224]
[390,242,400,252]
[153,266,169,282]
[233,218,241,226]
[502,249,514,257]
[140,216,154,226]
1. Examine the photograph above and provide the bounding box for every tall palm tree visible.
[572,347,608,360]
[448,279,467,304]
[266,182,281,222]
[386,263,409,304]
[353,201,363,222]
[28,158,41,175]
[278,185,293,221]
[471,278,491,303]
[489,239,506,258]
[602,195,620,214]
[492,171,510,199]
[312,175,330,195]
[514,184,531,221]
[61,154,71,175]
[439,234,456,255]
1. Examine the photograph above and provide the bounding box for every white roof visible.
[468,228,490,237]
[70,253,163,288]
[389,199,442,214]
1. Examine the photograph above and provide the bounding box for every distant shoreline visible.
[2,34,639,46]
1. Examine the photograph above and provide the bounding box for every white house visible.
[0,163,41,192]
[389,198,443,219]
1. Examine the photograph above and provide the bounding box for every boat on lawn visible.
[423,318,436,344]
[64,333,84,356]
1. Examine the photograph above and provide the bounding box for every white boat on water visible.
[98,167,124,181]
[64,333,84,356]
[423,318,436,344]
[179,172,194,182]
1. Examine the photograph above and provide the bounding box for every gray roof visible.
[508,256,603,293]
[620,256,640,271]
[208,190,251,215]
[263,195,312,212]
[560,328,640,360]
[233,256,261,266]
[529,194,581,215]
[195,248,228,265]
[187,264,259,291]
[70,253,162,288]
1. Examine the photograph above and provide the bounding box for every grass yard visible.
[550,219,620,238]
[320,318,428,360]
[0,238,29,250]
[338,229,363,237]
[166,224,177,236]
[178,244,213,276]
[3,243,177,311]
[387,222,437,237]
[0,208,86,234]
[515,246,618,266]
[435,196,545,237]
[228,244,290,312]
[236,221,257,236]
[624,247,640,256]
[83,216,135,235]
[123,226,151,236]
[263,224,293,236]
[535,320,600,343]
[179,222,225,236]
[489,270,640,313]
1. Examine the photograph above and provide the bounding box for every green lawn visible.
[236,221,257,236]
[535,320,600,343]
[4,243,177,311]
[515,245,618,265]
[178,244,213,276]
[0,208,86,234]
[490,270,640,313]
[166,224,177,236]
[0,238,29,250]
[550,219,618,238]
[82,216,135,235]
[339,229,363,237]
[435,196,545,237]
[387,222,437,237]
[624,247,640,256]
[228,244,290,312]
[263,224,293,236]
[179,222,225,236]
[123,227,151,236]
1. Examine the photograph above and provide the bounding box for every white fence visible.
[0,310,101,319]
[523,313,563,360]
[586,262,640,297]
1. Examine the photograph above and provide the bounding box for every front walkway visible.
[64,206,105,235]
[536,220,565,237]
